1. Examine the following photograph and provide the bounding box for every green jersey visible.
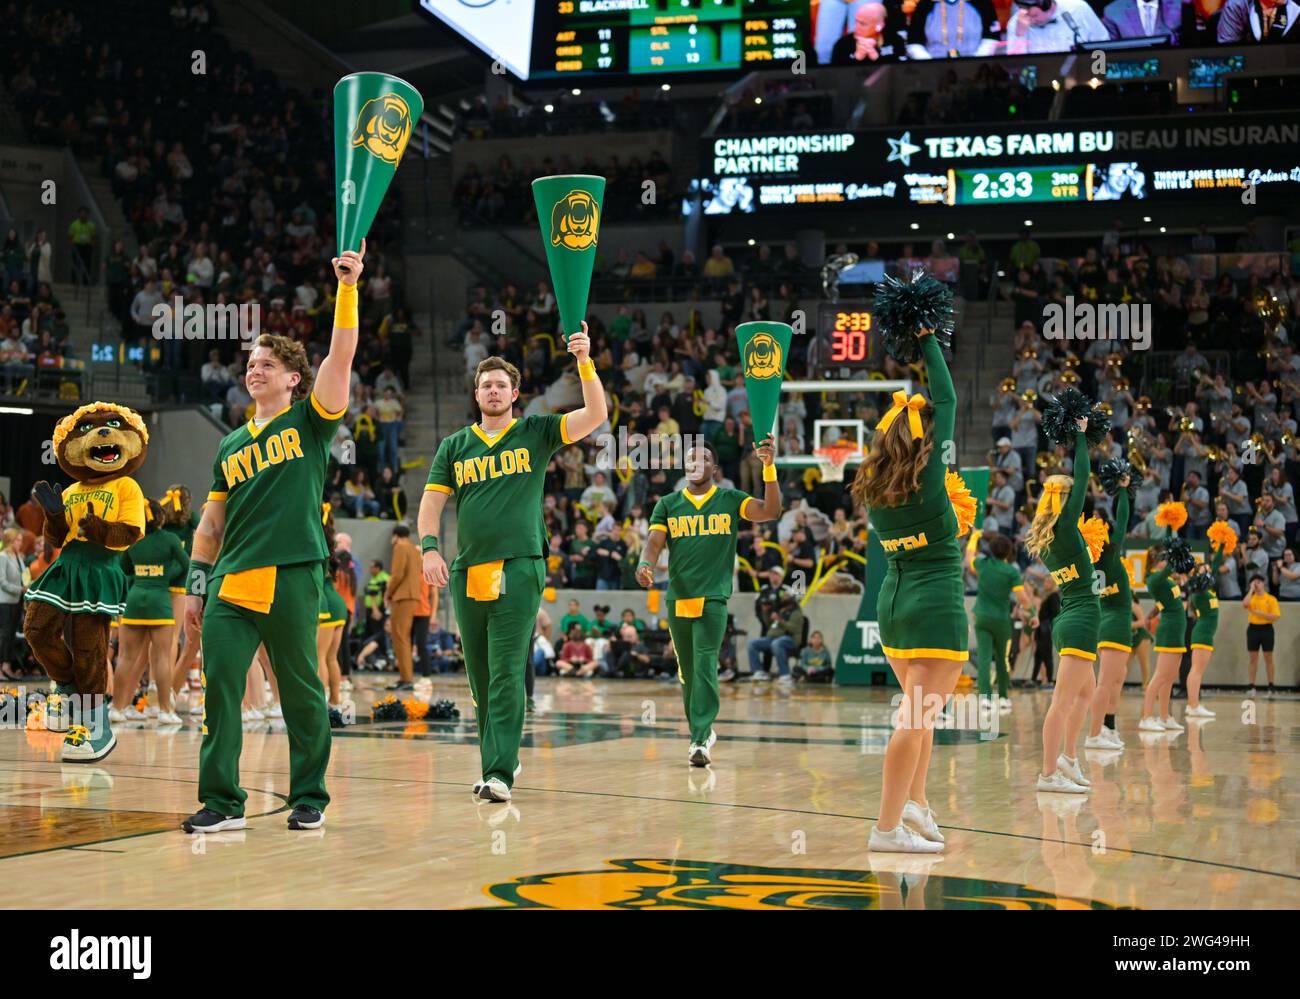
[207,392,343,577]
[1039,433,1095,609]
[1097,486,1131,611]
[973,555,1023,619]
[649,485,757,600]
[426,414,574,571]
[122,529,189,592]
[162,510,200,554]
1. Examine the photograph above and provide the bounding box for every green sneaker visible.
[44,683,78,733]
[526,697,536,714]
[62,699,116,764]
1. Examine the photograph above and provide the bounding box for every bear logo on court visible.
[550,190,600,251]
[743,333,783,380]
[351,94,412,166]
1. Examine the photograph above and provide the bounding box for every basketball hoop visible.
[814,447,857,483]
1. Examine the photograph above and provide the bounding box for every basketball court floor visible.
[1,678,1295,910]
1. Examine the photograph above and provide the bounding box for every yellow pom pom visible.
[1155,502,1188,532]
[1078,515,1110,564]
[1206,519,1238,555]
[945,470,976,538]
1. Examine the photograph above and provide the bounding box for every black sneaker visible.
[181,808,246,834]
[288,805,324,830]
[387,681,415,691]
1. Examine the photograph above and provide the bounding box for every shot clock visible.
[815,303,880,376]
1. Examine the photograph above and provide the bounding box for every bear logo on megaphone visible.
[743,333,783,380]
[351,93,413,166]
[550,190,600,251]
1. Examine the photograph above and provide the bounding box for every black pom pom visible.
[1098,457,1136,501]
[873,271,954,364]
[1042,389,1111,448]
[428,698,460,721]
[1163,536,1196,574]
[1185,570,1212,593]
[371,695,408,722]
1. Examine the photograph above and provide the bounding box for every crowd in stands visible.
[454,150,675,226]
[456,90,680,141]
[0,232,72,390]
[5,3,418,448]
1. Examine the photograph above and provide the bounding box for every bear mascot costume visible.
[24,402,148,762]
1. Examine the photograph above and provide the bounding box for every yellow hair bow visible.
[322,502,331,525]
[875,391,926,440]
[162,488,182,511]
[144,503,154,523]
[1035,480,1067,517]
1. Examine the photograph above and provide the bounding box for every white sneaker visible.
[775,674,793,687]
[242,707,265,722]
[1246,687,1256,698]
[340,679,353,693]
[1057,754,1090,787]
[1102,725,1124,748]
[123,705,147,722]
[1138,715,1166,732]
[479,777,511,802]
[157,710,182,725]
[751,671,770,682]
[187,695,205,716]
[869,822,944,854]
[1084,733,1113,749]
[108,706,125,724]
[1162,715,1184,731]
[999,696,1013,713]
[473,763,522,797]
[264,703,283,719]
[901,800,944,843]
[1185,704,1216,718]
[1037,770,1088,793]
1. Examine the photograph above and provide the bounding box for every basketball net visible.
[814,447,857,483]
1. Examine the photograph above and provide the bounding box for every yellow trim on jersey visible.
[425,483,453,495]
[471,418,518,449]
[208,490,227,502]
[739,497,758,521]
[319,619,346,629]
[120,618,175,626]
[1060,647,1098,661]
[681,485,717,511]
[880,645,969,662]
[1011,584,1024,592]
[1154,645,1187,654]
[1097,641,1132,652]
[168,587,185,594]
[648,523,668,533]
[560,413,575,445]
[674,597,705,618]
[246,405,291,439]
[310,391,347,420]
[1190,643,1214,651]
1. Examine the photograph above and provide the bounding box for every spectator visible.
[747,590,804,682]
[68,208,97,284]
[555,624,597,677]
[344,468,381,518]
[794,629,833,682]
[0,528,25,679]
[375,385,404,474]
[26,230,52,287]
[384,525,422,691]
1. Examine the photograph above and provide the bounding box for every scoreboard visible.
[536,0,808,78]
[815,303,882,376]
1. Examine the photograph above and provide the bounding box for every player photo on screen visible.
[1089,161,1148,200]
[810,0,1299,62]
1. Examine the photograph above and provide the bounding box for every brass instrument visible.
[1020,347,1039,360]
[1064,352,1081,369]
[1000,377,1017,394]
[1136,395,1152,412]
[1204,444,1222,462]
[1061,370,1080,386]
[1114,376,1130,392]
[1105,354,1124,370]
[1179,416,1195,433]
[1022,389,1038,404]
[1098,402,1114,416]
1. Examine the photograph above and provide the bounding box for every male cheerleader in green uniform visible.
[180,242,366,833]
[1184,522,1234,720]
[636,436,780,766]
[965,533,1034,713]
[419,334,607,803]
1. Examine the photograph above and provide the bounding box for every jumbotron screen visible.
[418,0,1295,81]
[690,112,1300,214]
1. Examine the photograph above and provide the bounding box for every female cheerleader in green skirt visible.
[1138,503,1195,733]
[317,504,348,709]
[965,533,1034,710]
[849,273,965,854]
[1183,520,1237,719]
[1130,599,1153,686]
[1024,412,1102,793]
[1086,460,1134,751]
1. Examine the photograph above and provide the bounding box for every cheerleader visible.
[1138,503,1196,732]
[965,532,1035,712]
[317,504,348,709]
[1129,597,1153,687]
[158,485,203,706]
[1184,520,1237,719]
[849,273,966,854]
[111,500,188,725]
[1023,390,1112,793]
[1087,460,1135,750]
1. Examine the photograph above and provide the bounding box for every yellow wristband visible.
[335,281,359,329]
[762,463,778,482]
[578,358,597,382]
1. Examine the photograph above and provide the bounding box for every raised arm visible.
[313,240,365,416]
[559,321,609,443]
[1064,431,1089,523]
[920,332,955,493]
[1114,479,1130,539]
